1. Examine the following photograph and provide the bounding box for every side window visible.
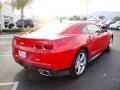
[82,26,89,33]
[87,24,100,33]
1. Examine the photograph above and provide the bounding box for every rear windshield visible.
[34,21,74,35]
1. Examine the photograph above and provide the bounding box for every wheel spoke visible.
[79,53,85,62]
[75,63,79,69]
[77,66,81,74]
[80,62,84,66]
[109,38,113,48]
[77,55,80,61]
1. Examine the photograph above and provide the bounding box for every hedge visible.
[0,28,35,34]
[1,29,22,33]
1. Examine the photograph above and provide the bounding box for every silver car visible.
[109,21,120,30]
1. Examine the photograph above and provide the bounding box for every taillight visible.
[34,42,43,49]
[44,42,53,50]
[34,41,54,50]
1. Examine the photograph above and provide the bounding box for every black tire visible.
[117,26,120,30]
[106,37,113,51]
[71,49,87,78]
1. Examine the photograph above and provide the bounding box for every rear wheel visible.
[71,49,87,78]
[106,37,113,51]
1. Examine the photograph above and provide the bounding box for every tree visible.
[69,15,81,21]
[81,17,87,20]
[12,0,32,30]
[113,16,120,21]
[98,16,105,20]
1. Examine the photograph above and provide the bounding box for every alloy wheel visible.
[109,38,113,49]
[75,52,87,75]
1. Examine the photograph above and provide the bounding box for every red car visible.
[12,21,113,78]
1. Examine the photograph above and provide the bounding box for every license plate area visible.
[18,50,26,58]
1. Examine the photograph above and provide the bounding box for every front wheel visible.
[71,49,87,78]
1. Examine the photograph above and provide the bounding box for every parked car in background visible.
[4,21,14,29]
[87,19,100,24]
[109,21,120,30]
[97,21,106,27]
[12,21,113,78]
[87,17,100,24]
[103,20,114,28]
[9,23,14,29]
[4,21,9,28]
[16,19,34,28]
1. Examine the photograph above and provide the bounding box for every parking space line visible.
[0,82,19,90]
[11,82,19,90]
[0,55,11,57]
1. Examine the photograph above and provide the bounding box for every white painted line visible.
[0,50,11,53]
[11,82,19,90]
[0,37,12,39]
[0,82,13,86]
[0,82,19,90]
[0,55,11,57]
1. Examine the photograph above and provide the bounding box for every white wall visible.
[0,11,5,28]
[0,4,14,29]
[2,4,13,17]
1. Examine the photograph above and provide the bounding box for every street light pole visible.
[84,0,89,16]
[11,0,16,28]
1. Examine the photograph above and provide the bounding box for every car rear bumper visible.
[12,42,76,71]
[14,57,71,77]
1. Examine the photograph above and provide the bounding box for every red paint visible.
[12,21,112,71]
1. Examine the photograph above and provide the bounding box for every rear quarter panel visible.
[52,34,90,69]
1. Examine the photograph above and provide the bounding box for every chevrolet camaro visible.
[12,21,113,78]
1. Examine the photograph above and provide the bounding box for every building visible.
[0,4,14,29]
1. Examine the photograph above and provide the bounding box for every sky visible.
[2,0,120,19]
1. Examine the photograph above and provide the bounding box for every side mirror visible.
[101,26,107,32]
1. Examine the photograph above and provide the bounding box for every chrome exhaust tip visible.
[38,69,52,76]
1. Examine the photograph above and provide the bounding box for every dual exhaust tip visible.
[38,69,52,77]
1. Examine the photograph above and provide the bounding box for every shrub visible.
[2,29,22,33]
[69,16,81,20]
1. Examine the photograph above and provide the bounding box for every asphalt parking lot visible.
[0,30,120,90]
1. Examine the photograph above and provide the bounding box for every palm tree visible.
[12,0,31,30]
